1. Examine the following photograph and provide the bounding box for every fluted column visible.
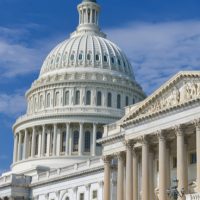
[126,142,133,200]
[92,123,97,156]
[66,123,70,155]
[53,124,57,156]
[142,137,149,200]
[175,126,187,200]
[31,127,36,157]
[103,156,111,200]
[38,130,42,156]
[117,152,124,200]
[79,123,84,156]
[158,131,167,200]
[41,125,45,156]
[195,120,200,192]
[13,133,19,162]
[18,131,22,161]
[73,187,77,200]
[133,149,138,200]
[23,129,28,159]
[56,127,61,156]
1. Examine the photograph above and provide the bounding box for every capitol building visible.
[0,0,200,200]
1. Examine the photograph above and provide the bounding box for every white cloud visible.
[0,26,65,78]
[0,92,26,116]
[105,20,200,94]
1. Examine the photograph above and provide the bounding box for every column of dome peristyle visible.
[76,0,100,33]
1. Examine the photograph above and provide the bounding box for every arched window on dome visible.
[97,91,102,106]
[73,131,79,152]
[92,9,95,23]
[133,98,135,104]
[55,91,59,107]
[87,53,91,61]
[86,91,91,105]
[79,53,83,61]
[96,54,100,61]
[61,131,66,153]
[96,131,103,147]
[87,9,91,23]
[126,96,129,106]
[46,93,51,108]
[117,94,121,109]
[39,95,43,109]
[84,131,91,153]
[75,90,80,105]
[107,92,112,107]
[66,197,69,200]
[35,134,39,156]
[104,55,108,63]
[64,91,70,106]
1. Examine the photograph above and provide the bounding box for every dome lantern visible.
[71,0,106,38]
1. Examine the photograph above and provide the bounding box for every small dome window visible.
[56,56,60,63]
[104,55,108,62]
[111,57,115,64]
[96,54,100,61]
[70,54,75,61]
[118,59,121,66]
[87,53,91,60]
[79,53,83,60]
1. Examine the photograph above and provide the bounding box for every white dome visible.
[39,34,134,79]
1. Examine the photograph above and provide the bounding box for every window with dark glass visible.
[117,94,121,109]
[111,57,115,64]
[75,90,80,105]
[96,132,102,147]
[104,55,108,62]
[190,152,197,164]
[61,131,66,152]
[46,93,50,108]
[87,53,91,60]
[79,53,83,60]
[107,92,112,107]
[173,156,177,168]
[86,91,91,105]
[80,193,84,200]
[132,98,135,104]
[96,54,100,61]
[84,131,91,152]
[118,59,121,66]
[126,96,129,106]
[97,91,102,106]
[93,190,98,199]
[73,131,79,152]
[64,91,70,106]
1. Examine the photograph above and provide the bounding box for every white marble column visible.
[41,125,45,156]
[149,151,154,200]
[18,131,22,161]
[133,149,138,200]
[73,187,77,200]
[126,142,133,200]
[23,129,28,159]
[175,126,187,200]
[166,147,171,190]
[142,137,149,200]
[56,127,61,156]
[92,123,97,156]
[13,133,19,162]
[66,123,70,155]
[117,152,124,200]
[31,127,36,157]
[53,124,57,156]
[195,120,200,192]
[86,184,91,200]
[103,156,111,200]
[79,123,84,156]
[158,131,167,200]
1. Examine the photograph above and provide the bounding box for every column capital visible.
[193,119,200,129]
[102,155,112,164]
[156,130,166,141]
[173,125,184,136]
[32,126,36,132]
[138,135,149,145]
[124,140,135,150]
[114,152,125,161]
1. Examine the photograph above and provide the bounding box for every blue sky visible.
[0,0,200,173]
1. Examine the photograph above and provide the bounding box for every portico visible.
[100,72,200,200]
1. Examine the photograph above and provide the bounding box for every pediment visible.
[123,71,200,124]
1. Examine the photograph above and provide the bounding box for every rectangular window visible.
[173,156,177,168]
[190,152,197,164]
[80,193,84,200]
[92,190,98,199]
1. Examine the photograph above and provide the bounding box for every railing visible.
[31,157,103,184]
[15,107,124,125]
[186,193,200,200]
[0,174,31,187]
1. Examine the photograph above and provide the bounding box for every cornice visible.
[98,132,125,145]
[122,97,200,128]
